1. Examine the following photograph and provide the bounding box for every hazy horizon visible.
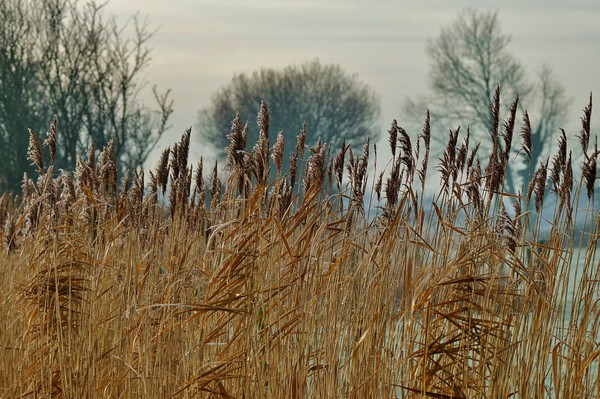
[105,0,600,166]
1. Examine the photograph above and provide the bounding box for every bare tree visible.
[0,0,173,191]
[404,10,568,194]
[197,60,381,170]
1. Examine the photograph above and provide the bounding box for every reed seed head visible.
[27,129,44,175]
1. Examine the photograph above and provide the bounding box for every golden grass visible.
[1,91,599,398]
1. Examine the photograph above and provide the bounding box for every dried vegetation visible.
[1,90,599,398]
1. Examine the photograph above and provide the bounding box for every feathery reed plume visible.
[0,194,8,228]
[438,127,459,193]
[361,136,370,169]
[252,103,271,184]
[179,128,191,172]
[417,111,431,190]
[27,128,44,175]
[558,128,567,165]
[99,140,117,195]
[210,160,221,209]
[45,166,58,209]
[579,95,597,199]
[193,157,205,207]
[521,111,532,160]
[527,158,548,212]
[169,176,178,218]
[252,129,270,184]
[22,172,31,202]
[483,87,505,197]
[375,171,383,201]
[327,144,334,187]
[349,138,370,214]
[43,115,57,164]
[304,138,326,192]
[582,156,597,200]
[86,139,96,172]
[54,174,63,200]
[258,100,269,140]
[414,134,419,168]
[59,170,76,213]
[242,121,249,149]
[513,192,523,239]
[359,137,370,186]
[171,143,181,182]
[500,202,517,253]
[582,137,598,200]
[577,93,592,157]
[297,122,306,159]
[147,170,158,205]
[347,148,354,176]
[131,169,145,208]
[485,130,505,196]
[467,158,483,212]
[226,113,245,169]
[388,120,398,160]
[34,164,54,198]
[456,127,470,173]
[550,130,567,194]
[278,176,292,218]
[502,97,518,160]
[491,85,500,141]
[386,159,402,212]
[118,169,131,210]
[334,139,349,189]
[75,155,92,193]
[180,166,192,210]
[398,126,414,178]
[226,113,247,194]
[3,214,16,253]
[289,145,298,193]
[129,169,146,222]
[561,151,573,203]
[272,130,285,175]
[466,142,480,171]
[156,147,170,195]
[23,194,40,235]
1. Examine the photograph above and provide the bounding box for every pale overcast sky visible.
[105,0,600,165]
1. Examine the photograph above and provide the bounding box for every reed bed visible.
[1,91,599,398]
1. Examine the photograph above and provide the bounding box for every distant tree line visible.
[0,0,172,192]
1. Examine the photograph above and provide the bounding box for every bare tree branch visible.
[0,0,172,191]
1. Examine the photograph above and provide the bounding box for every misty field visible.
[1,92,600,398]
